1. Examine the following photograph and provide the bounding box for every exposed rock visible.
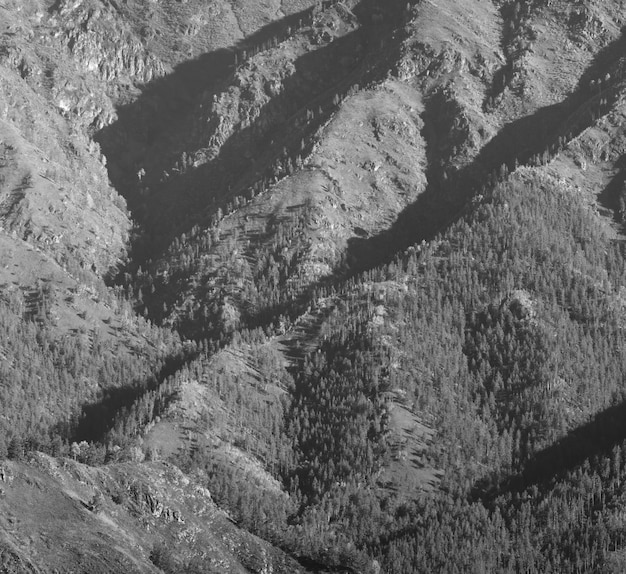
[504,289,536,321]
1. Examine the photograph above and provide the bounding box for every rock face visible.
[0,454,308,574]
[0,0,324,276]
[129,480,185,522]
[505,289,536,321]
[0,1,136,274]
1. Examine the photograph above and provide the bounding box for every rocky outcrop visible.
[129,480,185,522]
[0,456,308,574]
[44,1,165,131]
[52,1,164,84]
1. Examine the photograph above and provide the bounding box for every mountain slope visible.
[6,0,626,572]
[0,453,311,573]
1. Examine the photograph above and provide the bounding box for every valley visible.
[4,0,626,572]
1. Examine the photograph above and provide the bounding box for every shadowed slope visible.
[346,30,626,273]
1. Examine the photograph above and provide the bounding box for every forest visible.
[4,0,626,571]
[8,163,626,572]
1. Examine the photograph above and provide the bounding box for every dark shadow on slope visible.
[598,155,626,231]
[97,0,413,340]
[192,22,624,342]
[95,6,325,258]
[378,397,626,553]
[101,4,333,140]
[73,348,197,444]
[97,0,410,273]
[473,397,626,504]
[95,5,318,223]
[345,30,626,274]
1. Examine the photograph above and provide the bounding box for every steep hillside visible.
[6,0,626,572]
[116,0,426,338]
[0,453,312,573]
[0,0,325,449]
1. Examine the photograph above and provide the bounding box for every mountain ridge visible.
[5,0,626,572]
